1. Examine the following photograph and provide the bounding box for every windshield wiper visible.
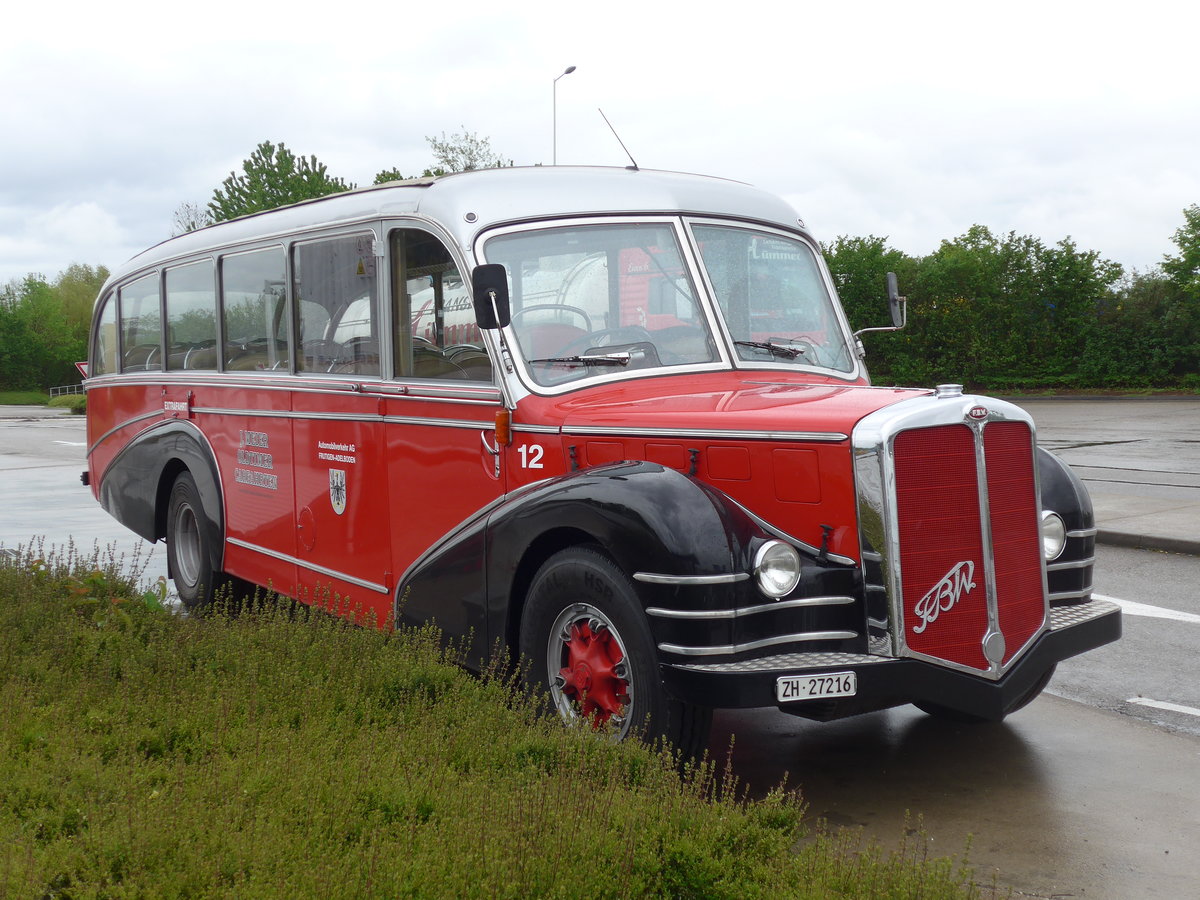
[529,352,632,367]
[734,340,805,359]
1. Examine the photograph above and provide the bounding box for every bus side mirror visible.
[886,271,907,329]
[472,264,511,330]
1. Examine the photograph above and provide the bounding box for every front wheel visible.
[519,547,711,758]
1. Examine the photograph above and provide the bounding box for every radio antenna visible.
[598,108,639,171]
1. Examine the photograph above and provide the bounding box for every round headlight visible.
[754,540,802,598]
[1041,511,1067,561]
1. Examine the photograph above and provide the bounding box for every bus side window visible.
[165,260,217,370]
[119,273,162,372]
[391,228,491,381]
[222,247,289,372]
[92,292,118,376]
[294,234,380,376]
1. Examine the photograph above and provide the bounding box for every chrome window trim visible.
[475,215,731,399]
[682,217,863,381]
[658,629,858,657]
[646,595,855,619]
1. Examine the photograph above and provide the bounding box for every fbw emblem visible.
[329,469,347,515]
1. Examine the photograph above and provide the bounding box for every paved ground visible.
[1009,397,1200,556]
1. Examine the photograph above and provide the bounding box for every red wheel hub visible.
[559,620,628,725]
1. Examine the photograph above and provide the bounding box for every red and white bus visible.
[85,166,1119,754]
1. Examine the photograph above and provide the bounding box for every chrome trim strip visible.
[971,416,1006,673]
[187,406,493,431]
[513,424,561,435]
[86,374,501,405]
[634,572,749,585]
[225,537,388,594]
[674,650,892,674]
[562,425,848,443]
[86,409,163,458]
[382,415,494,430]
[1066,526,1099,538]
[646,595,855,620]
[658,630,858,657]
[722,494,857,567]
[1046,556,1096,572]
[1048,585,1094,603]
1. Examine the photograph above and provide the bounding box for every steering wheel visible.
[511,304,593,332]
[558,326,655,356]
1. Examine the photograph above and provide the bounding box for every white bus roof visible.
[110,166,810,286]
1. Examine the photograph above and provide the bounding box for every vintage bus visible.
[85,166,1120,755]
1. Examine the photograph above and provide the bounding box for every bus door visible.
[289,233,394,625]
[213,248,299,595]
[386,226,504,654]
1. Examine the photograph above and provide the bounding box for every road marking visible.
[1094,593,1200,625]
[1127,698,1200,719]
[53,441,86,447]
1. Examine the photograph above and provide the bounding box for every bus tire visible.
[519,546,711,759]
[166,470,226,611]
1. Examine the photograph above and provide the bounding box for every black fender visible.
[1036,446,1095,604]
[98,419,224,574]
[394,461,764,668]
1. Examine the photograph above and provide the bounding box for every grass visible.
[0,547,986,899]
[0,390,51,405]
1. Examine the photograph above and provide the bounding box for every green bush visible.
[47,393,86,414]
[0,549,981,899]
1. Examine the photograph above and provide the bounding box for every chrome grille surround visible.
[853,389,1050,680]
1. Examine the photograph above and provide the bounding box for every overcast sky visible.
[2,0,1196,287]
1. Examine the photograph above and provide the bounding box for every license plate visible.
[776,671,857,703]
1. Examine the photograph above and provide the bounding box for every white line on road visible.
[1093,593,1200,625]
[1127,698,1200,719]
[52,441,86,447]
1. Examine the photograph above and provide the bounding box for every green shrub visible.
[47,393,86,413]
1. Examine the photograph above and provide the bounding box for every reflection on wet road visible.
[708,700,1199,899]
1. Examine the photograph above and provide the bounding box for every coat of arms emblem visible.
[329,469,347,515]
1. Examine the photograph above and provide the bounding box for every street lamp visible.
[553,65,576,165]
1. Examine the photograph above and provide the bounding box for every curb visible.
[1095,529,1200,557]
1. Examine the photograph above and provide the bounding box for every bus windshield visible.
[483,220,854,387]
[691,223,855,373]
[483,222,718,387]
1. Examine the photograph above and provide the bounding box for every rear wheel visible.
[520,547,711,758]
[166,471,229,611]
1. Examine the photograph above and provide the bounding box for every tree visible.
[208,141,352,222]
[373,168,408,185]
[171,201,213,235]
[1162,204,1200,300]
[426,129,512,174]
[374,131,513,183]
[54,263,109,336]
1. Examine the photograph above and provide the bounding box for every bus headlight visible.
[754,541,802,598]
[1040,511,1067,561]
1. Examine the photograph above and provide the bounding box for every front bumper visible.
[660,599,1121,721]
